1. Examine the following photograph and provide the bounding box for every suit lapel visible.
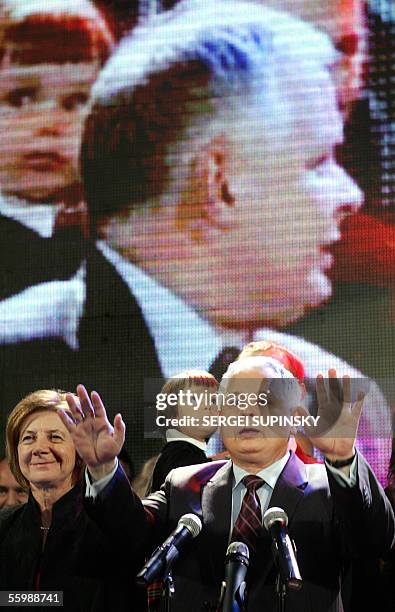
[197,454,309,588]
[201,461,233,581]
[268,452,308,525]
[256,452,308,586]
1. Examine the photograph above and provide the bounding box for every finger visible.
[351,392,365,422]
[77,384,95,419]
[292,405,309,418]
[316,374,328,412]
[292,405,311,432]
[58,408,77,433]
[113,414,126,448]
[328,369,342,404]
[65,392,85,423]
[342,375,351,405]
[90,390,107,419]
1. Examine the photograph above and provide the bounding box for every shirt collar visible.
[165,428,207,451]
[97,240,248,377]
[0,191,61,238]
[232,451,290,491]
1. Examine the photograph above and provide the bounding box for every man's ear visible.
[176,135,237,241]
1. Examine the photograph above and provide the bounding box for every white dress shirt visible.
[0,191,84,349]
[0,191,61,238]
[96,241,248,378]
[230,451,357,537]
[165,428,208,453]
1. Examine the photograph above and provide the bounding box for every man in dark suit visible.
[39,353,392,610]
[125,357,394,611]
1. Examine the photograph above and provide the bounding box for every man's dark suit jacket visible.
[150,440,209,492]
[0,465,147,612]
[0,244,163,468]
[0,214,84,300]
[130,452,395,612]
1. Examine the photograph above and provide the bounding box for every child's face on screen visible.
[0,59,99,202]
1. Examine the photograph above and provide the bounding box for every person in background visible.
[132,453,160,498]
[149,370,218,493]
[118,446,136,482]
[0,455,27,508]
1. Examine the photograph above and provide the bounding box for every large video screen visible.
[0,0,394,481]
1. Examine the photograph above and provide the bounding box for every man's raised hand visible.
[303,368,365,462]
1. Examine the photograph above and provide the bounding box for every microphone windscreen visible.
[178,513,202,538]
[226,541,249,562]
[263,507,288,531]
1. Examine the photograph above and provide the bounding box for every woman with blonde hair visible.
[0,386,147,612]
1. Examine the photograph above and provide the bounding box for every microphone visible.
[136,513,202,585]
[263,507,302,590]
[219,542,249,612]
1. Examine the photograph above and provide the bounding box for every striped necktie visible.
[231,475,264,554]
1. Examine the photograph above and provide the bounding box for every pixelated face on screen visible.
[109,11,362,328]
[0,459,28,508]
[0,60,98,202]
[0,1,110,203]
[0,0,393,486]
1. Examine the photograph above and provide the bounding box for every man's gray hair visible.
[81,0,337,223]
[222,355,294,380]
[220,355,302,407]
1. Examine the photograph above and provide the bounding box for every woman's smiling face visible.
[18,410,76,490]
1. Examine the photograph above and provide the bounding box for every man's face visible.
[0,59,99,202]
[220,366,296,468]
[212,64,362,327]
[0,460,28,508]
[179,51,362,327]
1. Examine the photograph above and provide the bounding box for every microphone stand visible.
[275,573,287,612]
[160,568,175,612]
[215,578,248,611]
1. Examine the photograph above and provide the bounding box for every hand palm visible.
[70,414,120,467]
[304,369,364,459]
[58,385,125,470]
